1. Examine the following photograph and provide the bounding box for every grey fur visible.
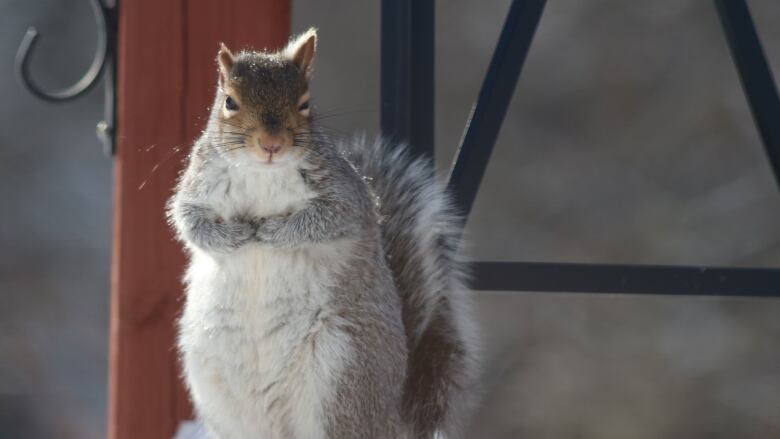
[175,202,257,252]
[168,41,478,439]
[343,138,480,438]
[253,143,376,248]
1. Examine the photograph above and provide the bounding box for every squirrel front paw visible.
[253,213,290,243]
[226,215,258,248]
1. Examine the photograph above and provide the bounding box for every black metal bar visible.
[715,0,780,189]
[447,0,545,217]
[380,0,435,159]
[380,0,410,145]
[473,261,780,297]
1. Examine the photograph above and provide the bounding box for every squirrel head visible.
[213,28,317,164]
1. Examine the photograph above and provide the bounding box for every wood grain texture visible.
[109,2,290,438]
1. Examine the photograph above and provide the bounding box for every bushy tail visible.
[342,137,480,438]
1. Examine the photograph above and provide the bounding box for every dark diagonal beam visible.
[447,0,546,217]
[715,0,780,189]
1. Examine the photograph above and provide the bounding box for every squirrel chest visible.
[200,161,316,219]
[179,163,356,439]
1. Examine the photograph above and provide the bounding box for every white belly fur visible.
[179,160,355,439]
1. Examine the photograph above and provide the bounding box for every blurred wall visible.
[0,1,110,438]
[1,0,779,438]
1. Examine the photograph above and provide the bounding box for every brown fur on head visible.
[215,28,317,163]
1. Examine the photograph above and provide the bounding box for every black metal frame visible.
[380,0,780,298]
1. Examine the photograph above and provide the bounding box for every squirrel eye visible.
[225,96,239,111]
[298,100,309,112]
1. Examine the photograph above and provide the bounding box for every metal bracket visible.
[15,0,118,156]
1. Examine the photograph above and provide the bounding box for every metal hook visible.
[16,0,118,155]
[15,0,110,102]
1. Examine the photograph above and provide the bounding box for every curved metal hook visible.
[15,0,108,102]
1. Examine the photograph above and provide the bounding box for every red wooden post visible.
[109,2,290,438]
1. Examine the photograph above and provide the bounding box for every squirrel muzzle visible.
[254,130,290,163]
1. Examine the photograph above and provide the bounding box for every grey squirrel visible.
[168,28,479,439]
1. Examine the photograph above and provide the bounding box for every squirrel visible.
[168,28,479,439]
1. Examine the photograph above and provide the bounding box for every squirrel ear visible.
[284,28,317,80]
[217,43,234,84]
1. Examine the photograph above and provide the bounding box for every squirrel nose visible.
[261,143,282,154]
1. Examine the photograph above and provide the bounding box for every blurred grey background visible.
[2,0,779,438]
